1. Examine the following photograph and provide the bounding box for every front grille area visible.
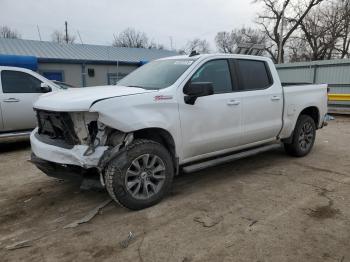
[36,110,80,148]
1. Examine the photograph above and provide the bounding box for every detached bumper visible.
[30,128,108,168]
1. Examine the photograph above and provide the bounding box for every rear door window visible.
[236,60,272,91]
[1,70,42,93]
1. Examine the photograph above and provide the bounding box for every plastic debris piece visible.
[6,240,32,250]
[119,231,135,248]
[63,199,112,229]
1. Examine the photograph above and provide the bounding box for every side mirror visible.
[183,82,214,105]
[40,82,52,93]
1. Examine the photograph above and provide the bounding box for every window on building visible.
[1,70,43,93]
[190,59,233,94]
[108,73,128,85]
[236,60,272,91]
[42,71,63,82]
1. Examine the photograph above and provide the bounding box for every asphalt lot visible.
[0,116,349,262]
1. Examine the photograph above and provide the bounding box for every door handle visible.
[271,96,281,101]
[227,99,240,106]
[3,98,20,103]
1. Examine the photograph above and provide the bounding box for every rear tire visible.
[284,115,316,157]
[105,139,174,210]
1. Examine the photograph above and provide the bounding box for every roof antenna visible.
[189,50,199,57]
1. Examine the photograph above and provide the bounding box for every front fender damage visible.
[73,114,133,172]
[97,133,134,172]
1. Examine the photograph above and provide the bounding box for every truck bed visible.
[279,83,328,139]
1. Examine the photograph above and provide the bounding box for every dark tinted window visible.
[190,59,233,94]
[1,70,42,93]
[237,60,271,90]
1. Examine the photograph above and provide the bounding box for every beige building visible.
[0,38,177,87]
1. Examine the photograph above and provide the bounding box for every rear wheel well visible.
[300,107,320,127]
[282,106,319,144]
[133,128,178,174]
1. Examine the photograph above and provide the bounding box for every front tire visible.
[105,139,174,210]
[284,115,316,157]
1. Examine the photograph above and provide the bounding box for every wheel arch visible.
[299,106,320,128]
[282,106,320,144]
[133,127,179,174]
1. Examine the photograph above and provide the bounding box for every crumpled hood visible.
[34,85,155,112]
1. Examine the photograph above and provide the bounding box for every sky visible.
[0,0,260,50]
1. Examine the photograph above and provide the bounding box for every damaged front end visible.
[31,110,133,184]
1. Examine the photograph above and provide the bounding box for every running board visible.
[182,143,281,173]
[0,130,32,139]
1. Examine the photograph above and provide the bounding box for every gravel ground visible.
[0,116,349,262]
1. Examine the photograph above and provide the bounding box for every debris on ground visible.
[6,240,33,250]
[49,216,65,224]
[193,214,223,228]
[63,199,112,229]
[325,114,335,121]
[23,197,32,203]
[248,220,258,227]
[241,217,259,229]
[5,235,45,251]
[119,232,136,248]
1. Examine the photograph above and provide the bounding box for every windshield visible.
[48,80,67,90]
[117,59,195,90]
[54,81,74,89]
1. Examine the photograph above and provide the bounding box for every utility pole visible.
[37,25,42,41]
[65,21,68,44]
[169,36,173,50]
[278,9,285,64]
[77,30,83,44]
[278,11,284,64]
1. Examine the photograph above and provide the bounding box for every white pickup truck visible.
[0,66,60,139]
[30,54,328,210]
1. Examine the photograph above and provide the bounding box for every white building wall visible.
[38,62,138,87]
[85,64,137,86]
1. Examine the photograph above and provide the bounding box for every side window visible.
[190,59,233,94]
[237,60,272,91]
[1,70,42,93]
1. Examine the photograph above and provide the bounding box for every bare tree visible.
[148,41,165,50]
[215,31,239,53]
[181,38,210,54]
[293,1,341,60]
[113,28,149,48]
[287,36,312,62]
[333,0,350,58]
[51,30,76,44]
[255,0,324,63]
[0,26,20,39]
[215,27,266,53]
[289,0,350,61]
